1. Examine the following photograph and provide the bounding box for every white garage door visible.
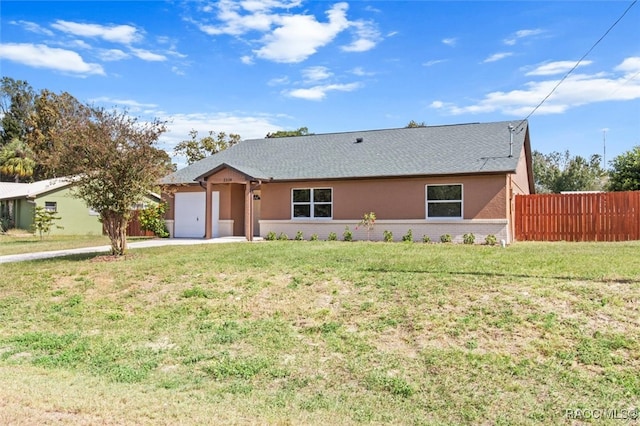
[174,192,219,238]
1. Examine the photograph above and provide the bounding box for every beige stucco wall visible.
[261,174,507,221]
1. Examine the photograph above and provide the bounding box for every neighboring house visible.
[0,177,160,235]
[161,120,534,243]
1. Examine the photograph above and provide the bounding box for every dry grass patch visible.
[0,241,638,424]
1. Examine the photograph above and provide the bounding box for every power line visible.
[515,0,638,133]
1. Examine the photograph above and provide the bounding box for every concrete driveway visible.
[0,237,259,264]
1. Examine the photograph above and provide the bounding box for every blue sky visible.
[1,1,638,169]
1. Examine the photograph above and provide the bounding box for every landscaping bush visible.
[310,233,319,241]
[485,234,497,246]
[294,231,304,241]
[383,230,393,242]
[440,234,452,243]
[327,232,337,241]
[343,226,353,242]
[139,203,169,238]
[277,232,289,241]
[463,233,475,245]
[402,229,413,242]
[422,235,431,243]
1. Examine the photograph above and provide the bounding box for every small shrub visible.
[383,230,393,242]
[357,211,376,240]
[265,231,277,241]
[343,226,353,242]
[401,229,413,242]
[295,231,304,241]
[328,232,337,241]
[310,233,319,241]
[422,235,431,243]
[278,232,289,241]
[485,234,497,246]
[32,206,63,239]
[440,234,452,243]
[463,233,475,245]
[139,202,169,238]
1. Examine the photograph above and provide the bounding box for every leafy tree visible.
[607,146,640,191]
[0,138,36,182]
[174,129,241,165]
[532,150,605,193]
[26,89,87,180]
[1,77,35,145]
[53,106,171,255]
[405,120,426,128]
[32,205,62,239]
[265,127,312,138]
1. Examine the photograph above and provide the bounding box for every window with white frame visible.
[44,201,57,213]
[426,184,462,219]
[292,188,332,219]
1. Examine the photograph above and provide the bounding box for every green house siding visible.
[35,187,103,235]
[16,199,35,231]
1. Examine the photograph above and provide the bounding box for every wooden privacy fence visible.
[515,191,640,241]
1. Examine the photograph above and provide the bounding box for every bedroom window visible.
[292,188,332,219]
[44,201,57,212]
[426,184,462,219]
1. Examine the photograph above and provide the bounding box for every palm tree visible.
[0,138,36,182]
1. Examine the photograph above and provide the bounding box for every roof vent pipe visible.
[355,137,363,143]
[508,124,514,157]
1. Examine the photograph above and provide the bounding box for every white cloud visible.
[130,48,167,61]
[239,0,302,13]
[504,28,544,46]
[268,76,290,86]
[171,66,186,76]
[442,38,457,47]
[90,97,158,111]
[526,60,592,76]
[430,57,640,116]
[255,3,350,63]
[302,66,332,82]
[241,55,254,64]
[51,20,141,44]
[341,20,380,53]
[351,67,374,76]
[99,48,130,61]
[423,59,447,67]
[196,0,276,35]
[615,57,640,74]
[0,43,104,75]
[483,52,513,63]
[287,82,361,101]
[194,1,378,63]
[11,20,54,36]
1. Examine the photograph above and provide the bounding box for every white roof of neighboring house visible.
[0,177,74,201]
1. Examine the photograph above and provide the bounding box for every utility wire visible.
[515,0,637,133]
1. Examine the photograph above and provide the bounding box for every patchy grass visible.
[0,233,155,256]
[0,241,638,424]
[0,233,110,255]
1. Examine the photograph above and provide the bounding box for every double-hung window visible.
[426,184,462,219]
[292,188,332,219]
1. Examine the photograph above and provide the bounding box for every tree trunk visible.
[102,211,128,256]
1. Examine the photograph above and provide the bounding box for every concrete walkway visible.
[0,237,259,264]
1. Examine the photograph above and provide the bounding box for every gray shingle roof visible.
[161,120,528,184]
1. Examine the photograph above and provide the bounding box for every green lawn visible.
[0,232,152,256]
[0,241,638,425]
